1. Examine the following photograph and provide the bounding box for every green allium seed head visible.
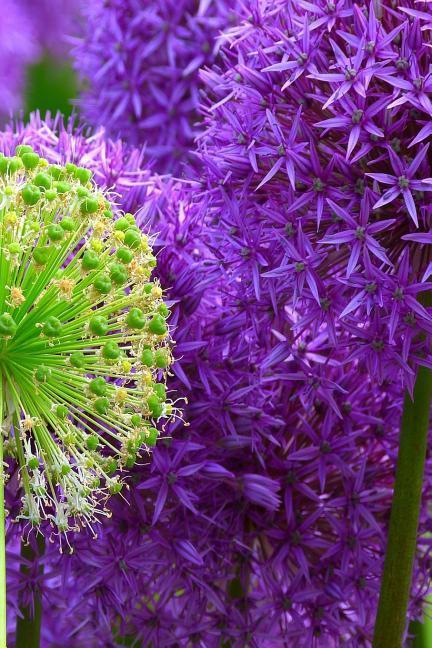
[0,147,175,540]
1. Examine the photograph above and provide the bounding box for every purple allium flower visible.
[0,1,80,120]
[72,0,238,173]
[0,1,39,118]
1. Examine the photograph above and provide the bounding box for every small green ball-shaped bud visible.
[102,340,121,360]
[80,196,99,214]
[146,427,159,446]
[125,213,136,225]
[105,457,117,475]
[75,167,93,184]
[56,404,68,419]
[35,365,52,383]
[154,349,170,368]
[131,413,142,428]
[147,394,163,419]
[153,383,166,401]
[126,307,145,329]
[8,242,22,256]
[16,144,34,157]
[158,303,169,317]
[93,274,112,294]
[76,186,89,199]
[124,228,141,249]
[65,162,77,175]
[48,165,65,179]
[114,217,130,232]
[47,223,64,242]
[89,315,108,336]
[34,172,52,190]
[110,262,128,285]
[109,480,123,494]
[42,316,62,338]
[21,152,40,170]
[60,217,75,232]
[54,181,71,194]
[70,351,86,368]
[81,249,100,271]
[9,157,23,174]
[27,456,40,470]
[89,376,108,397]
[33,246,50,266]
[116,247,134,264]
[148,314,167,336]
[60,464,71,476]
[22,184,41,205]
[86,434,99,451]
[103,209,113,219]
[45,189,57,201]
[141,349,154,367]
[94,396,110,415]
[143,283,153,294]
[0,313,17,337]
[0,157,9,174]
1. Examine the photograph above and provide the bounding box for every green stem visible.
[0,383,6,648]
[15,535,44,648]
[373,366,432,647]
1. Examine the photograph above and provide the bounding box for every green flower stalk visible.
[0,145,175,643]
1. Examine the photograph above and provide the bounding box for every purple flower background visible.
[2,0,432,646]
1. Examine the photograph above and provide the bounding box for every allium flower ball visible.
[0,0,39,118]
[0,144,174,538]
[72,0,238,173]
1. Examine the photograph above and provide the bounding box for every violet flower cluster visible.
[4,0,432,646]
[71,0,238,173]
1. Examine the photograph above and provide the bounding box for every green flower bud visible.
[70,351,86,369]
[148,314,167,336]
[80,196,99,214]
[153,383,166,401]
[34,173,52,190]
[82,249,100,271]
[102,340,121,360]
[154,349,170,368]
[16,145,34,157]
[35,365,52,383]
[146,427,159,447]
[75,167,93,184]
[110,262,128,285]
[89,315,108,336]
[114,217,130,232]
[124,228,141,249]
[147,394,163,418]
[47,224,64,242]
[42,316,62,338]
[0,313,17,337]
[22,184,41,205]
[54,181,71,194]
[93,274,112,294]
[89,376,108,397]
[94,397,110,415]
[21,152,40,170]
[141,349,154,367]
[116,247,134,264]
[60,217,75,232]
[56,404,68,419]
[33,246,50,266]
[126,307,145,329]
[86,435,99,451]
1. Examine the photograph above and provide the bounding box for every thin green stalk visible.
[373,366,432,647]
[15,535,45,648]
[0,383,6,648]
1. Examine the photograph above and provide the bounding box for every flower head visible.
[0,143,174,539]
[72,0,238,172]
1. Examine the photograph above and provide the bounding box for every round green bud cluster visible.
[0,148,176,537]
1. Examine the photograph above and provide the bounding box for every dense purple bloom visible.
[72,0,238,173]
[0,0,80,119]
[5,1,432,644]
[0,1,39,118]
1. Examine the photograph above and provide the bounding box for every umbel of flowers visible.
[0,145,174,533]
